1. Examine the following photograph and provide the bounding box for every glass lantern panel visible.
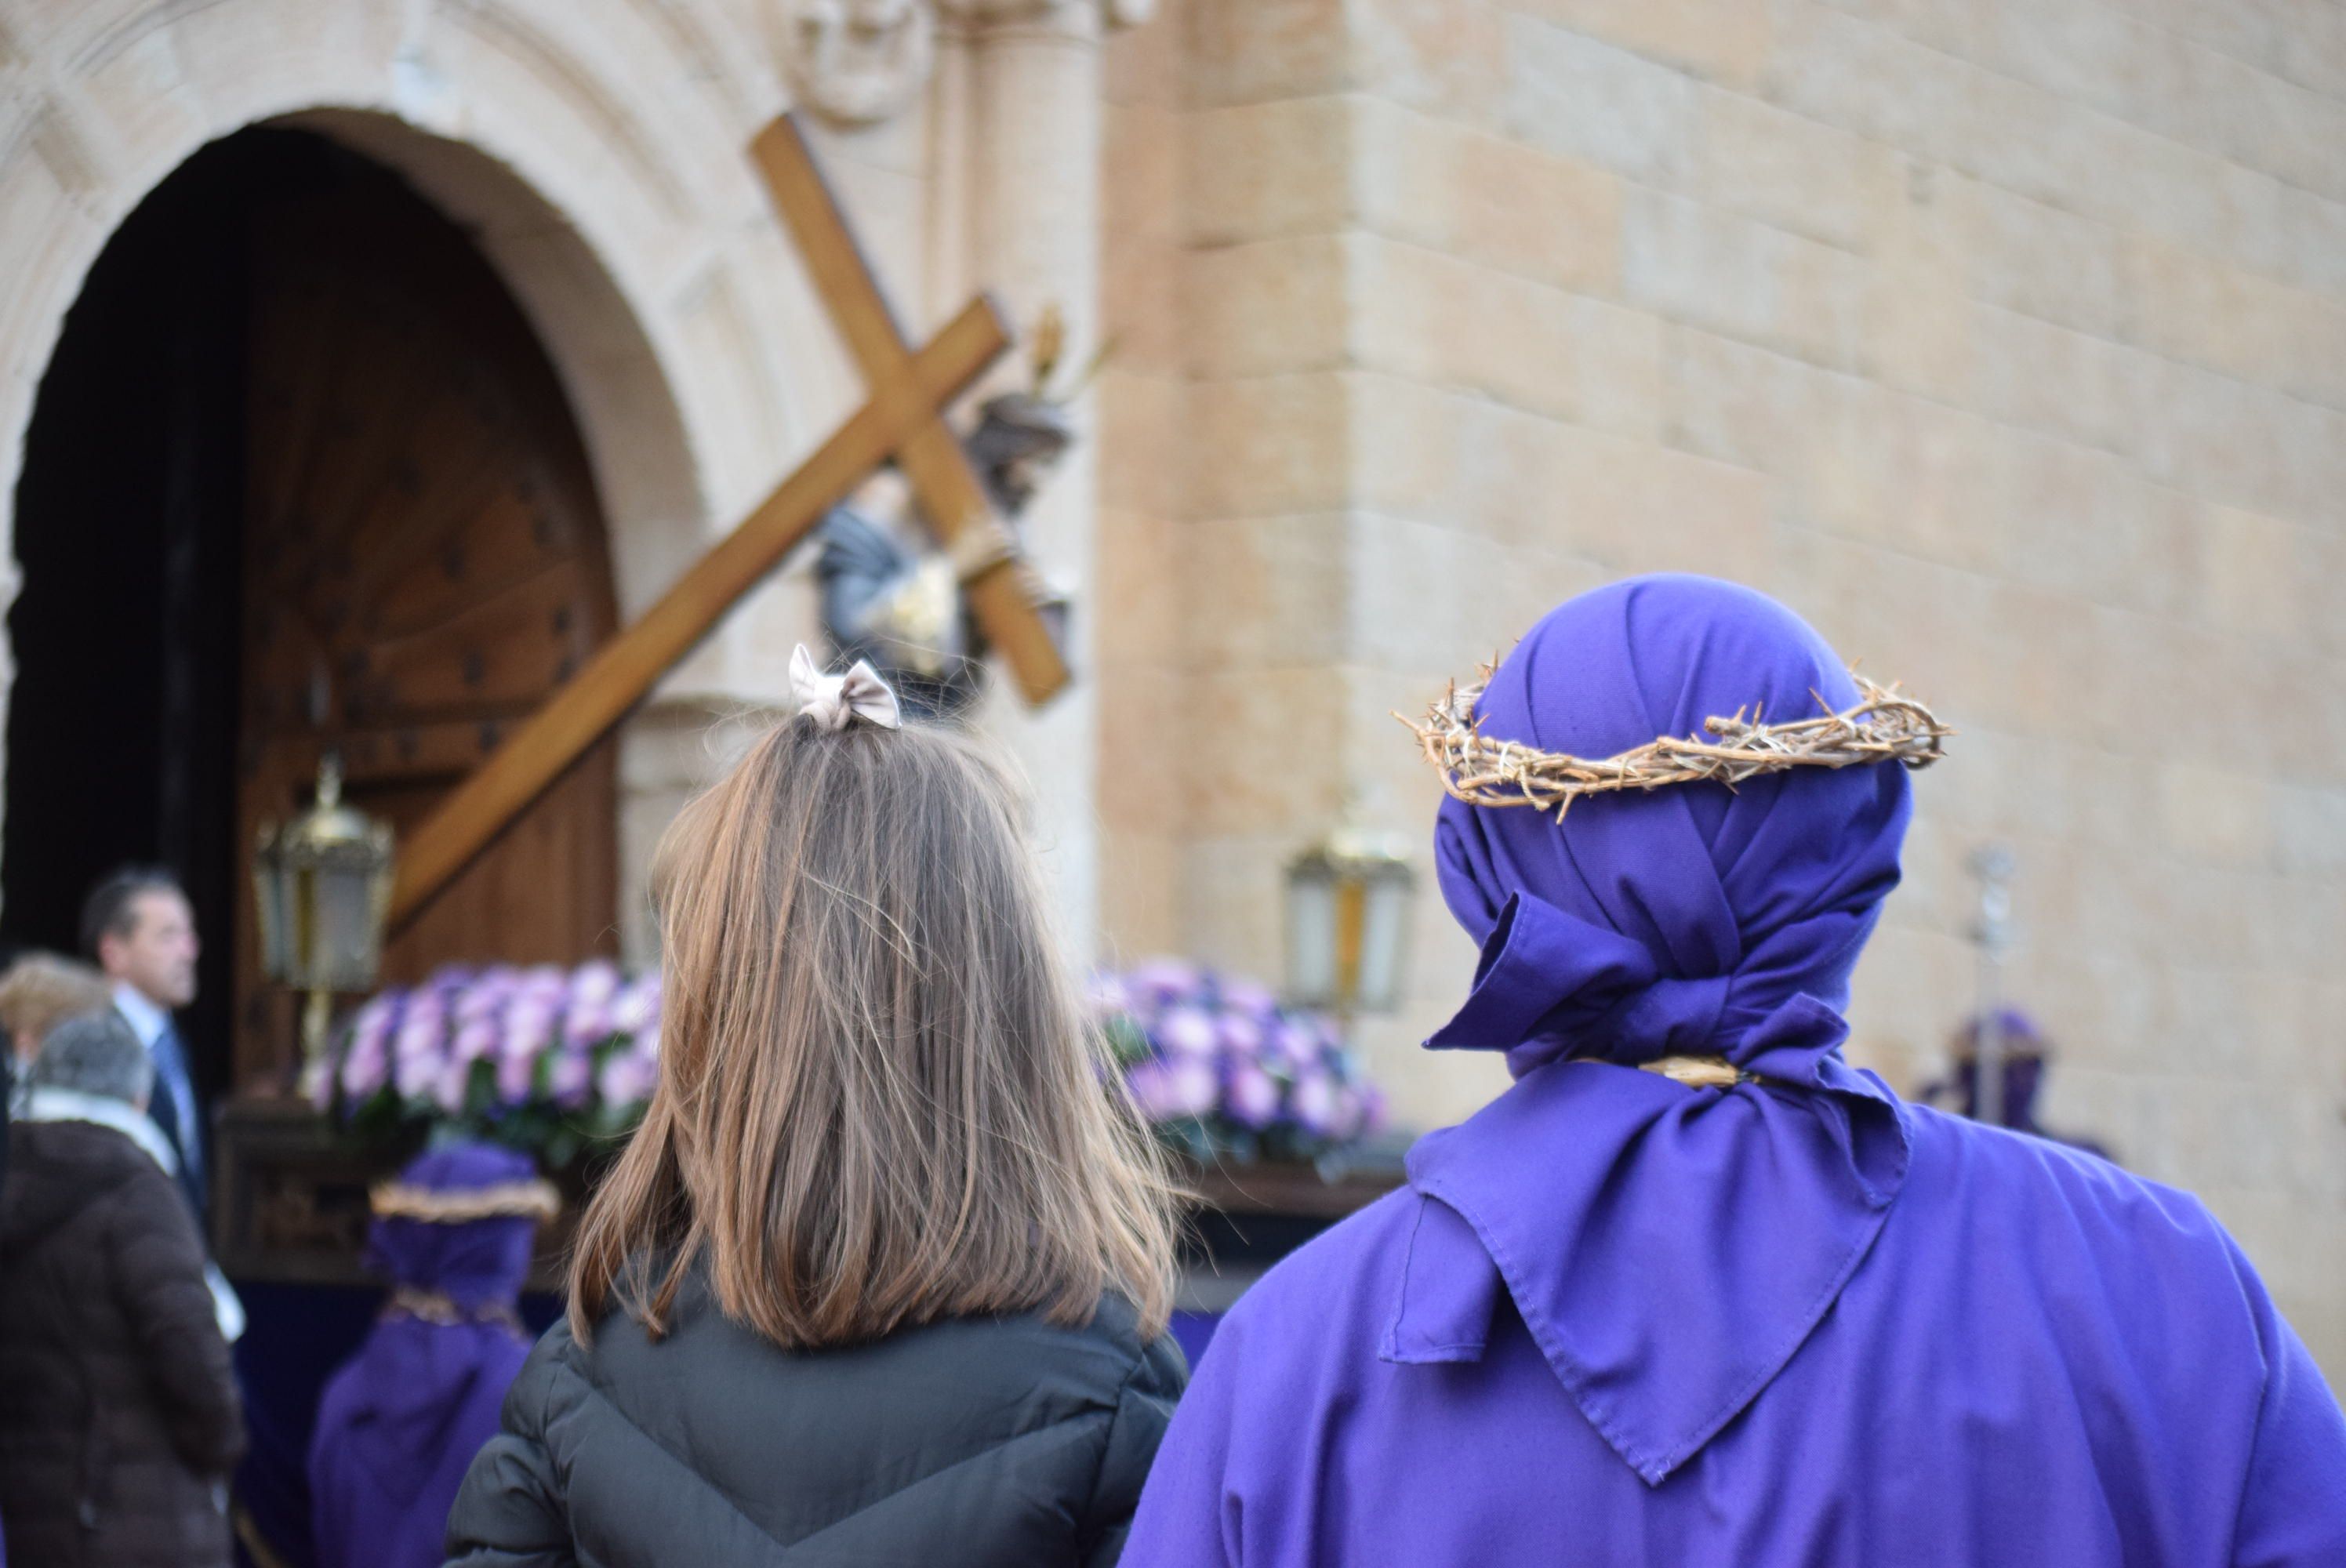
[252,854,289,982]
[1284,866,1338,1009]
[1356,868,1412,1014]
[315,866,380,990]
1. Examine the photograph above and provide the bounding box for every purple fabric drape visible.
[307,1145,538,1568]
[1123,575,2346,1566]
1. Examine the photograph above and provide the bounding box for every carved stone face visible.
[775,0,935,125]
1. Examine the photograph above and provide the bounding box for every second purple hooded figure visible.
[308,1142,555,1568]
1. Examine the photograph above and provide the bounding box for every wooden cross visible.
[385,113,1070,929]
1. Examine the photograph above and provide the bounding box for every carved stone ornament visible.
[772,0,937,125]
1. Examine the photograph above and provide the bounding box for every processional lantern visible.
[254,754,395,1069]
[1284,820,1417,1021]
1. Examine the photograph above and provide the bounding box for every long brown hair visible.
[568,713,1178,1347]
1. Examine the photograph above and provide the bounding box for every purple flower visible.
[432,1056,472,1115]
[1291,1068,1339,1136]
[1220,977,1277,1018]
[1158,1005,1218,1058]
[547,1049,592,1109]
[1225,1061,1282,1129]
[1128,959,1204,1010]
[1167,1055,1218,1118]
[597,1041,659,1109]
[495,1044,539,1105]
[1218,1010,1266,1062]
[1269,1020,1320,1067]
[503,994,557,1067]
[1124,1054,1217,1122]
[452,1018,498,1064]
[611,975,659,1036]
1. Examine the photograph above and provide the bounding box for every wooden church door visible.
[233,169,620,1086]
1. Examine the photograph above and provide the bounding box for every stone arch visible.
[0,0,857,953]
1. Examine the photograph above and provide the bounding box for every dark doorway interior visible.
[1,131,271,1087]
[3,126,622,1101]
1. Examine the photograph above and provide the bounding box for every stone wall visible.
[1099,0,2346,1377]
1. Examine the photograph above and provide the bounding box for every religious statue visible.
[815,308,1091,717]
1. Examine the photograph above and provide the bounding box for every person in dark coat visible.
[310,1143,557,1568]
[446,652,1185,1566]
[0,1011,245,1568]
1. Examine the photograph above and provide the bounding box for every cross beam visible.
[387,114,1073,931]
[751,115,1072,704]
[386,281,1007,929]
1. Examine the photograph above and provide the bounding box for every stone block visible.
[1351,0,1510,131]
[1181,513,1353,668]
[76,26,214,176]
[1694,86,1895,255]
[1623,186,1869,370]
[1103,0,1184,107]
[1504,0,1773,87]
[1184,371,1352,520]
[1182,96,1353,246]
[1348,510,1531,671]
[1348,99,1622,294]
[2159,764,2275,867]
[1178,830,1321,977]
[1102,238,1183,373]
[1099,827,1184,960]
[1534,422,1776,582]
[1955,176,2134,344]
[1966,306,2148,464]
[2153,33,2346,206]
[1761,0,1981,169]
[1095,504,1183,668]
[1185,0,1353,105]
[1349,372,1468,523]
[1346,238,1658,434]
[2271,786,2346,875]
[2197,503,2307,644]
[1097,368,1184,519]
[1096,662,1189,830]
[2273,183,2346,302]
[1104,98,1184,247]
[2123,234,2301,394]
[1183,234,1351,379]
[1503,14,1702,187]
[1862,178,1975,402]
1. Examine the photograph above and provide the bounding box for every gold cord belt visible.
[1636,1054,1760,1089]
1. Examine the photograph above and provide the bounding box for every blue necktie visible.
[151,1021,205,1208]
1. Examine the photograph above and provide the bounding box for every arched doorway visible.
[3,126,623,1094]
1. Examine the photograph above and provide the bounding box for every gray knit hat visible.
[29,1009,154,1106]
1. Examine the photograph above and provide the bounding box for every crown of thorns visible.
[1400,662,1950,817]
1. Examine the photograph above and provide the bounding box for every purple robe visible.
[1125,576,2346,1565]
[308,1145,539,1568]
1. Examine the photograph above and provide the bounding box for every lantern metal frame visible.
[1282,819,1416,1022]
[252,753,396,1074]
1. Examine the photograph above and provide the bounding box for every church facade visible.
[2,0,2343,1378]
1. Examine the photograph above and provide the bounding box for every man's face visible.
[100,888,199,1009]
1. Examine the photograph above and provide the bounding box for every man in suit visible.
[82,868,207,1221]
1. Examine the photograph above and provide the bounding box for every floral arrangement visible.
[311,960,659,1171]
[1094,960,1384,1167]
[318,955,1383,1174]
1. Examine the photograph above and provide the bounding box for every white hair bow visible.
[790,644,903,732]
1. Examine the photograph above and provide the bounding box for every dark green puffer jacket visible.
[443,1269,1186,1567]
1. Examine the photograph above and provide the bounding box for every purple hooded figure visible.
[1124,576,2346,1566]
[308,1143,556,1568]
